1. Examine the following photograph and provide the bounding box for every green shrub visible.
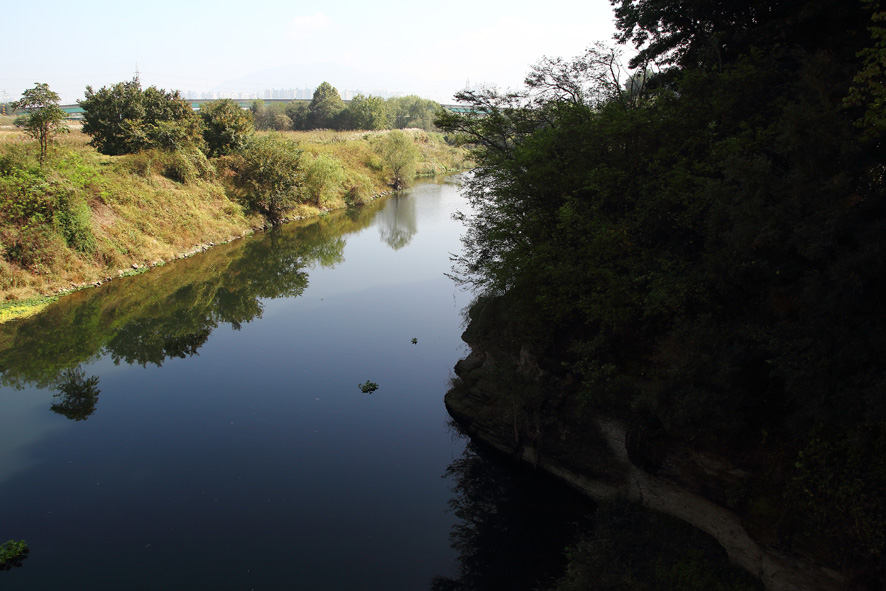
[200,99,254,156]
[376,130,418,189]
[0,144,34,177]
[343,169,375,205]
[0,150,95,257]
[122,148,215,184]
[80,77,204,155]
[1,222,64,272]
[230,134,305,222]
[57,199,95,253]
[303,153,345,206]
[123,151,155,177]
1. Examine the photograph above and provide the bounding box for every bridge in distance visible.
[58,98,468,119]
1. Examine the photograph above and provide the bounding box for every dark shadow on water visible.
[431,425,594,591]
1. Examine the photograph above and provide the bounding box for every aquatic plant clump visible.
[0,539,29,570]
[359,380,379,394]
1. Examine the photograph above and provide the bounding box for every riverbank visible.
[444,296,846,591]
[0,126,470,322]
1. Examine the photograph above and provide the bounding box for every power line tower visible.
[1,90,8,116]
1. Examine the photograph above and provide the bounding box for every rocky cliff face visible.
[445,327,844,591]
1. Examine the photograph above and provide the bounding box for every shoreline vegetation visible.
[0,121,470,323]
[435,0,886,586]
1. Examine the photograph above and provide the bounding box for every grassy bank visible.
[0,125,470,320]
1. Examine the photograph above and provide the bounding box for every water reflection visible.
[377,193,418,250]
[0,177,472,589]
[0,195,406,400]
[431,431,593,591]
[49,367,100,421]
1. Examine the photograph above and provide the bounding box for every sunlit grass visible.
[0,126,469,320]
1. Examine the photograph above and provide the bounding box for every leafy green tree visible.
[250,100,292,131]
[377,130,419,189]
[285,101,310,130]
[344,94,389,130]
[79,77,203,155]
[230,134,305,222]
[199,99,254,156]
[303,153,345,206]
[308,82,345,129]
[12,83,69,165]
[386,95,442,131]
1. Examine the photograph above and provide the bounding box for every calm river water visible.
[0,176,590,590]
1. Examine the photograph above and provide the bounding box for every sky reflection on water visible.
[0,177,475,590]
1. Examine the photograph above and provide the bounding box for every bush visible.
[1,222,64,272]
[303,153,345,206]
[376,130,418,189]
[343,169,375,205]
[121,148,215,184]
[56,196,95,253]
[200,99,254,156]
[230,134,305,222]
[161,148,215,184]
[80,77,204,155]
[0,143,39,177]
[0,148,96,258]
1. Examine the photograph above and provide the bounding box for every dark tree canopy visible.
[79,77,203,155]
[440,0,886,577]
[610,0,871,68]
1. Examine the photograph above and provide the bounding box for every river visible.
[0,176,590,590]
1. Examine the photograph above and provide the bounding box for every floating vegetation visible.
[359,380,379,394]
[0,539,29,571]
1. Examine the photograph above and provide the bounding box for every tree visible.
[250,100,292,131]
[285,101,310,130]
[199,99,254,157]
[387,95,442,131]
[377,130,419,189]
[609,0,869,69]
[344,94,389,130]
[12,83,69,165]
[230,134,305,222]
[303,153,345,206]
[80,77,203,155]
[439,3,886,577]
[308,82,345,129]
[846,0,886,146]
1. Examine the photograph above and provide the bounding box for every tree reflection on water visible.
[0,206,382,418]
[50,366,100,421]
[432,428,593,591]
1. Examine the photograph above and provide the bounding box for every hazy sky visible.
[4,0,620,104]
